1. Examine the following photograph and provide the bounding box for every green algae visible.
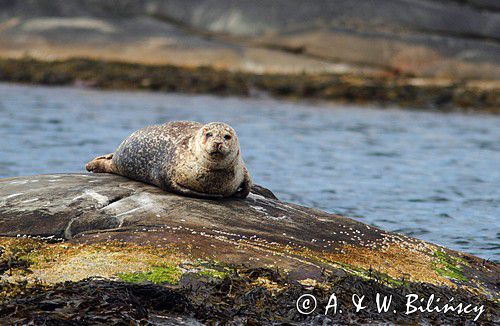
[196,268,229,279]
[433,250,468,282]
[117,265,183,285]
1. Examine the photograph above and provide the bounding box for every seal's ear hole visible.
[224,134,232,140]
[206,132,213,138]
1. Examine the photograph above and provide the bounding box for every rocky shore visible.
[0,174,498,324]
[1,57,499,113]
[1,0,499,113]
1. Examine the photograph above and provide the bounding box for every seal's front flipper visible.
[85,153,117,174]
[171,182,224,199]
[233,168,252,199]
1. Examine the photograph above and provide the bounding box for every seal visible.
[85,121,252,199]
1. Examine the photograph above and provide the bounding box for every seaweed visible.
[433,250,468,282]
[0,267,497,325]
[0,57,498,112]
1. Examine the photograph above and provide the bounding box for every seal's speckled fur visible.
[86,121,252,199]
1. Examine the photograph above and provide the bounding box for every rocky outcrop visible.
[0,174,498,324]
[0,0,499,78]
[1,1,499,112]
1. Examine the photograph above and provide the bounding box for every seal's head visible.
[195,122,240,167]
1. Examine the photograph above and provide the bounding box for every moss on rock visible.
[117,265,183,285]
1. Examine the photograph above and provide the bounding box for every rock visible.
[0,1,499,78]
[0,174,498,324]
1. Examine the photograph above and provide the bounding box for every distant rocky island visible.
[0,0,499,111]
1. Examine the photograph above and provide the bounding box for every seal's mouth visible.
[209,150,224,158]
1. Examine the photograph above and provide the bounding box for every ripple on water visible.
[407,196,450,203]
[392,228,430,237]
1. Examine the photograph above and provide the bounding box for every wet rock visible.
[0,174,498,324]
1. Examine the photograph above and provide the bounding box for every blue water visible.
[0,82,498,261]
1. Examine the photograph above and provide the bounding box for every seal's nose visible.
[214,142,223,150]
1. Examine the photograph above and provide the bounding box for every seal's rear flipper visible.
[85,154,117,174]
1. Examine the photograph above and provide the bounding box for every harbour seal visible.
[85,121,252,199]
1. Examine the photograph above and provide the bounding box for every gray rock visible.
[0,0,499,78]
[0,173,383,246]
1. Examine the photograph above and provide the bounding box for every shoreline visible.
[1,57,498,113]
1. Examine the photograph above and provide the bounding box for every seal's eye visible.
[224,134,232,140]
[206,132,213,138]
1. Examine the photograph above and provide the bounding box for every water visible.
[0,83,499,261]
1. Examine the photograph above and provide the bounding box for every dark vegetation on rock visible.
[1,271,497,325]
[1,58,498,113]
